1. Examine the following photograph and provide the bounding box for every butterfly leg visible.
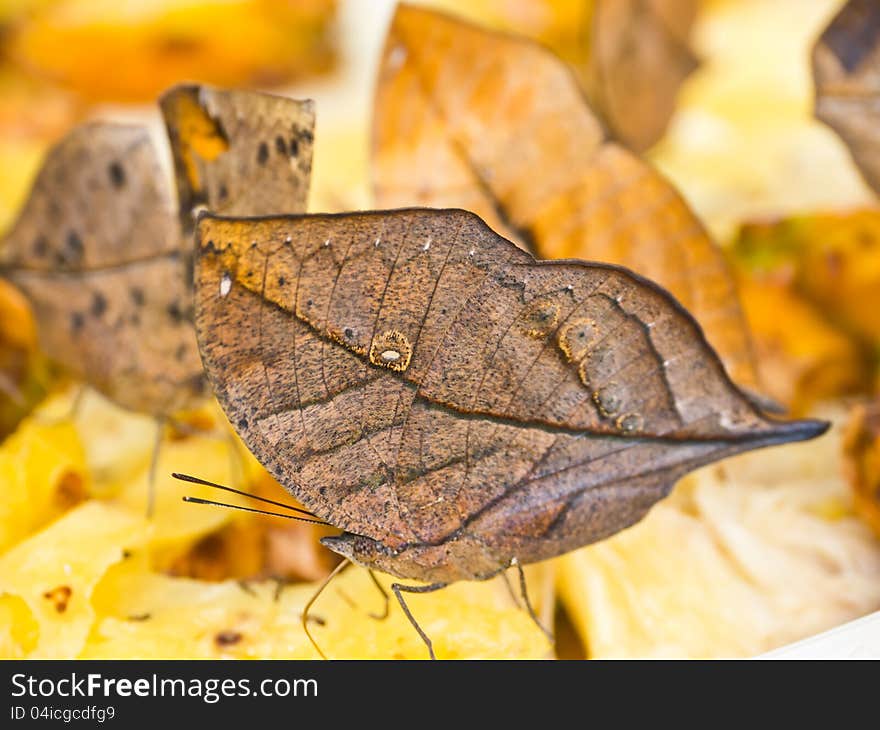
[367,569,390,620]
[31,382,86,426]
[391,581,448,660]
[499,569,520,609]
[302,558,352,660]
[512,557,554,644]
[146,416,166,519]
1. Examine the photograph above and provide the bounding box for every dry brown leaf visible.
[372,4,758,393]
[813,0,880,194]
[430,0,697,151]
[580,0,698,152]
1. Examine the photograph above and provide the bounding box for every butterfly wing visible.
[161,84,315,226]
[2,86,316,417]
[1,123,203,414]
[194,209,826,580]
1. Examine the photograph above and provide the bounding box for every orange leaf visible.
[372,5,758,394]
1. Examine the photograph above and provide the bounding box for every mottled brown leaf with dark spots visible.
[194,208,826,585]
[813,0,880,194]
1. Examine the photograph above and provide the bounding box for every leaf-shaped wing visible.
[2,86,317,417]
[813,0,880,195]
[1,123,202,414]
[372,4,758,394]
[161,84,315,227]
[195,209,826,583]
[2,123,180,271]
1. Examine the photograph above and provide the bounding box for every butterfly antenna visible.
[171,471,318,518]
[181,496,329,525]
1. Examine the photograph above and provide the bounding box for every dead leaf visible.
[580,0,698,152]
[813,0,880,194]
[372,5,758,394]
[193,208,826,585]
[429,0,697,151]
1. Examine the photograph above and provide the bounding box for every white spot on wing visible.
[220,272,232,297]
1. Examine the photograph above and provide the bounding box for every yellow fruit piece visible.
[0,403,87,552]
[63,391,248,566]
[114,431,240,563]
[83,562,552,659]
[0,141,52,234]
[558,503,770,658]
[0,594,39,658]
[558,414,880,657]
[0,501,148,658]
